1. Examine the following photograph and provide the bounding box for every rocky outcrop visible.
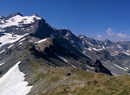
[94,60,112,75]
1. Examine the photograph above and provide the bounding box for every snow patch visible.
[111,72,118,76]
[92,47,103,51]
[102,46,105,49]
[126,50,130,52]
[87,65,95,70]
[82,50,86,54]
[111,51,119,56]
[19,42,22,45]
[117,45,122,49]
[85,41,94,46]
[123,51,130,56]
[110,53,117,56]
[106,46,114,49]
[0,62,5,66]
[37,38,47,43]
[56,54,68,63]
[71,65,77,68]
[0,33,28,47]
[124,67,129,70]
[87,48,92,51]
[19,38,26,42]
[0,61,32,95]
[113,64,127,71]
[32,15,41,20]
[0,49,5,54]
[8,44,14,49]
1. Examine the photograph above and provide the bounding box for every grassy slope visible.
[25,58,130,95]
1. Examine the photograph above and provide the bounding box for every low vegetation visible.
[26,60,130,95]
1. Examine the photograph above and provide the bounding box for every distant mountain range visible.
[0,13,130,95]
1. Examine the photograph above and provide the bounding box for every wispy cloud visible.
[96,35,104,40]
[106,28,113,35]
[95,28,130,41]
[117,33,128,38]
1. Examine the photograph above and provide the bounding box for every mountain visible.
[0,13,130,95]
[78,35,130,74]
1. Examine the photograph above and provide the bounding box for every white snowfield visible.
[0,33,29,47]
[0,61,32,95]
[0,15,41,28]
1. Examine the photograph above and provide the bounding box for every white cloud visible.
[96,35,104,40]
[95,28,130,41]
[106,28,113,35]
[97,35,102,38]
[117,33,128,38]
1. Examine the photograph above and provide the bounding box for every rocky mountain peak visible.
[7,12,23,18]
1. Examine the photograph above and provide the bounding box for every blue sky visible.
[0,0,130,41]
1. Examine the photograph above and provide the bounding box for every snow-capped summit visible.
[0,13,42,48]
[0,13,42,28]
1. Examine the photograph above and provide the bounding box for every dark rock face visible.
[94,60,112,75]
[31,37,82,67]
[30,19,54,39]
